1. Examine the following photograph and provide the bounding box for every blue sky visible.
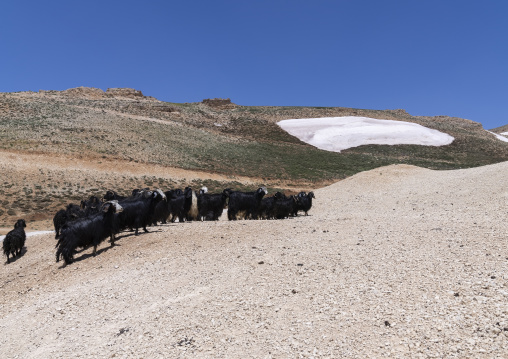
[1,1,507,129]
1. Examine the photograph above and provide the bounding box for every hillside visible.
[1,163,507,357]
[1,87,508,228]
[490,124,508,134]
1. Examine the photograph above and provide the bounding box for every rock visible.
[106,88,148,99]
[61,87,107,99]
[201,98,236,108]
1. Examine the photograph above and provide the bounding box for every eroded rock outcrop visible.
[202,98,236,108]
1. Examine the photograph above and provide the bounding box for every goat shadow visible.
[58,224,179,268]
[58,245,116,268]
[112,224,175,242]
[3,247,27,265]
[64,231,159,263]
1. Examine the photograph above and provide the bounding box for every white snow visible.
[489,131,508,143]
[0,230,54,242]
[277,116,454,152]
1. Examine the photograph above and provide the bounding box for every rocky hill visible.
[1,87,508,228]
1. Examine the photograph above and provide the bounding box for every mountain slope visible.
[1,87,508,227]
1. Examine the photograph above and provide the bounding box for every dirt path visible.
[0,149,259,184]
[1,163,508,358]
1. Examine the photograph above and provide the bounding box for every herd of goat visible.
[3,186,315,265]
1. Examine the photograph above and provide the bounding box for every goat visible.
[294,191,315,216]
[227,187,267,220]
[131,188,149,197]
[152,187,207,224]
[53,209,67,238]
[55,201,123,265]
[118,189,166,235]
[272,192,297,219]
[167,189,185,222]
[197,188,230,221]
[53,203,86,239]
[3,219,27,264]
[183,187,199,221]
[103,190,128,201]
[151,189,181,225]
[80,195,103,216]
[259,195,276,219]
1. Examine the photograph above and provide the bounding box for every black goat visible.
[294,191,315,216]
[151,189,184,225]
[151,186,206,225]
[104,190,128,201]
[227,187,267,220]
[53,203,86,239]
[167,189,185,222]
[151,190,170,225]
[259,195,276,219]
[197,188,230,221]
[55,201,123,265]
[3,219,27,264]
[272,192,297,219]
[118,189,166,235]
[131,188,149,197]
[54,196,106,239]
[80,195,103,216]
[53,209,67,238]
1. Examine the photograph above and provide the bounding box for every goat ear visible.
[102,203,111,212]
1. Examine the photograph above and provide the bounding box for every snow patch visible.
[277,116,454,152]
[489,131,508,143]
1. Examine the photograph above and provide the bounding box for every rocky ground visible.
[1,162,508,358]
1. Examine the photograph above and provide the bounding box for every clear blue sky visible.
[1,1,507,129]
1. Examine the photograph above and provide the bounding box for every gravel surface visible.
[1,163,508,358]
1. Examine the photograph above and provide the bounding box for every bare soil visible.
[1,162,508,358]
